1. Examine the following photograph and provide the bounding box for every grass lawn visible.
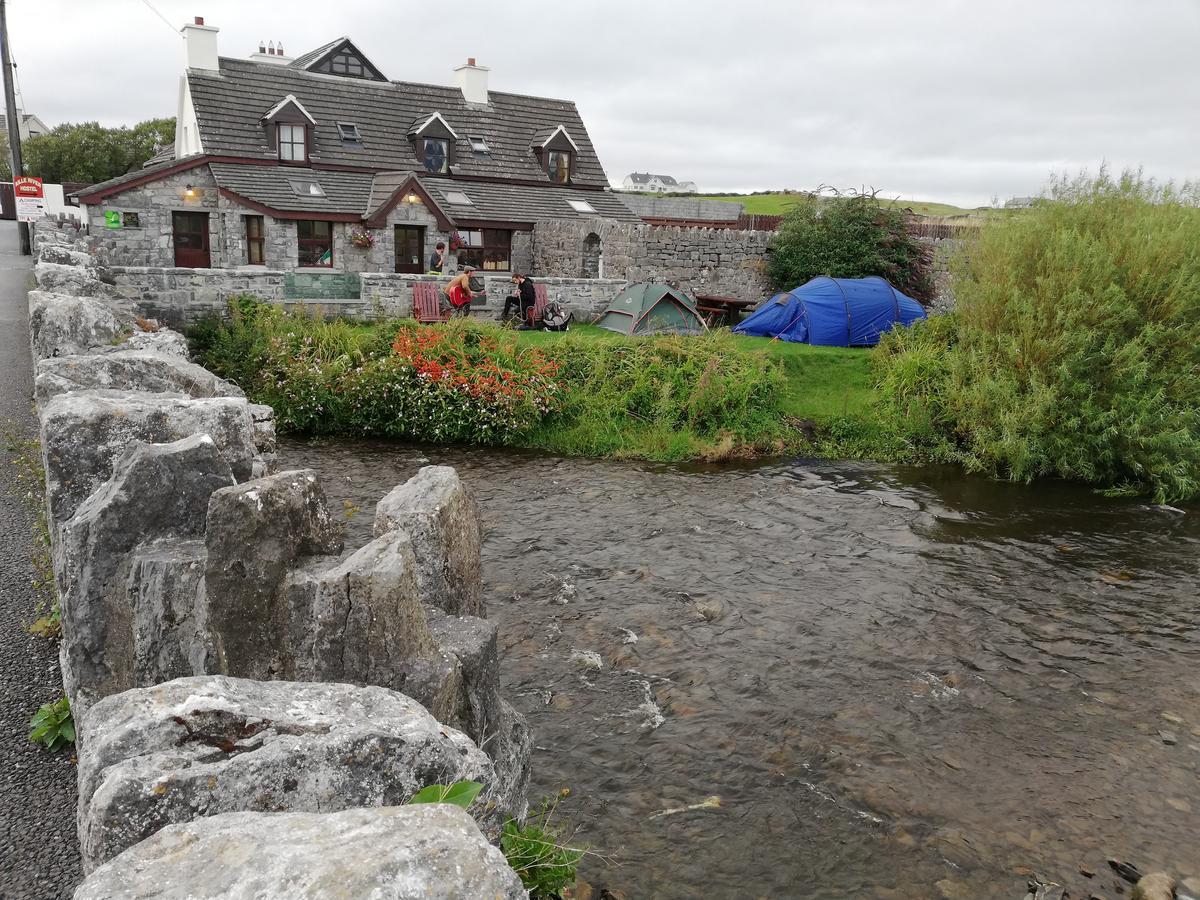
[515,323,875,426]
[687,193,991,219]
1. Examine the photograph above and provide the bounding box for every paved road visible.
[0,220,81,898]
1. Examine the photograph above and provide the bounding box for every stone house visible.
[621,172,698,193]
[76,17,639,277]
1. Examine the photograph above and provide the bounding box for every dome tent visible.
[595,283,707,336]
[734,276,926,346]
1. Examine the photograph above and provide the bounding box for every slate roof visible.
[209,163,373,215]
[204,164,638,224]
[286,37,348,72]
[187,56,611,186]
[76,153,208,199]
[420,177,640,225]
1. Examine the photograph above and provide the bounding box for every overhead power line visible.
[138,0,183,38]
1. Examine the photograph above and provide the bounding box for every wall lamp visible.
[184,184,197,198]
[403,192,421,204]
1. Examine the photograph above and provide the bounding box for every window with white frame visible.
[278,123,307,162]
[445,191,473,206]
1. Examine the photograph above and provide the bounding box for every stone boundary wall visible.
[27,218,531,896]
[532,218,774,302]
[108,264,630,326]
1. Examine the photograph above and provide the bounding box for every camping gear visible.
[540,300,572,332]
[733,276,925,346]
[596,283,706,336]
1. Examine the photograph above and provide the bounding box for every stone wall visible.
[27,218,532,895]
[533,218,774,302]
[87,168,453,274]
[108,264,630,326]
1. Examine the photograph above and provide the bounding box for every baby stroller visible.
[539,300,572,332]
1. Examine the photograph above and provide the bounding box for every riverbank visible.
[192,304,885,465]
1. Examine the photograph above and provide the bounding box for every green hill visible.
[681,193,991,218]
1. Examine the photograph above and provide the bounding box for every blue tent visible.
[733,276,926,346]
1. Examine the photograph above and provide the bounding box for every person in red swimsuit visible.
[442,265,476,318]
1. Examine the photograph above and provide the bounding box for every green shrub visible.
[874,170,1200,501]
[29,696,74,751]
[407,780,483,809]
[500,794,585,899]
[768,191,934,302]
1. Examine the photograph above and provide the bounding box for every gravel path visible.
[0,221,81,898]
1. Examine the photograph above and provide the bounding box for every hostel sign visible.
[14,176,44,222]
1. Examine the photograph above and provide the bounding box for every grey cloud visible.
[10,0,1198,206]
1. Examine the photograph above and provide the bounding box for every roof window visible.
[337,122,361,142]
[289,180,326,197]
[445,191,474,206]
[567,199,595,214]
[468,135,490,156]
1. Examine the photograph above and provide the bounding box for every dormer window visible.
[337,122,360,142]
[278,123,307,162]
[548,150,571,183]
[423,138,449,174]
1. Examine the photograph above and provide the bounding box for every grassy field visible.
[517,324,874,426]
[684,193,991,218]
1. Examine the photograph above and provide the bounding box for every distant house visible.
[1005,196,1036,209]
[0,111,50,142]
[623,172,697,194]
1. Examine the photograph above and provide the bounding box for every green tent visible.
[595,283,707,336]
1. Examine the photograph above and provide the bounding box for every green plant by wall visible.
[500,792,585,899]
[768,188,935,303]
[872,169,1200,502]
[3,429,59,638]
[406,780,483,809]
[29,696,74,751]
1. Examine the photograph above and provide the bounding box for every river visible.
[277,437,1200,899]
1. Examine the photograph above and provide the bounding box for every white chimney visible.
[181,16,219,72]
[454,58,490,104]
[250,37,293,65]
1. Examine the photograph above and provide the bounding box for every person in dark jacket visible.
[428,241,446,273]
[500,274,537,323]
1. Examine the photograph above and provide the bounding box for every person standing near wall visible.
[428,241,446,273]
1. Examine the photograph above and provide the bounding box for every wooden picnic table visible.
[694,294,757,328]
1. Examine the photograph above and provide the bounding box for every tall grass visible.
[874,170,1200,501]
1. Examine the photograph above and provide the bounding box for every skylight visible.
[337,122,361,142]
[567,199,595,213]
[445,191,474,206]
[468,135,490,155]
[289,180,326,197]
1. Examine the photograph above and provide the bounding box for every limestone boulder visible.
[120,327,190,358]
[28,290,130,360]
[74,805,526,900]
[374,465,484,617]
[34,260,114,297]
[39,391,259,526]
[34,350,244,402]
[56,435,234,714]
[204,470,342,679]
[37,244,95,268]
[76,676,501,873]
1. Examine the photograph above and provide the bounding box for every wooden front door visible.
[173,211,210,268]
[394,225,425,274]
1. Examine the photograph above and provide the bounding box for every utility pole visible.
[0,0,29,255]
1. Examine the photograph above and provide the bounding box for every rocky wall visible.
[26,218,532,895]
[533,217,774,302]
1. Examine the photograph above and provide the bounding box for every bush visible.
[768,190,934,303]
[500,793,585,899]
[874,170,1200,501]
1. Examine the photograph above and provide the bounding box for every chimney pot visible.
[194,16,204,25]
[467,57,476,66]
[277,41,284,55]
[258,40,266,53]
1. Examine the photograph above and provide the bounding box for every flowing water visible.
[278,437,1200,899]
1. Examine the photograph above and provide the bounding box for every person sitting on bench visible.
[441,265,476,318]
[500,274,536,323]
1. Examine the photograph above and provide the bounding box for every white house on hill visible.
[623,172,697,193]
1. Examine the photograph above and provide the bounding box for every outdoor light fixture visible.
[404,192,421,204]
[184,184,197,198]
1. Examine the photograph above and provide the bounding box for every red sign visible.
[14,176,43,198]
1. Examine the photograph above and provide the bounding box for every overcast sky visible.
[7,0,1198,207]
